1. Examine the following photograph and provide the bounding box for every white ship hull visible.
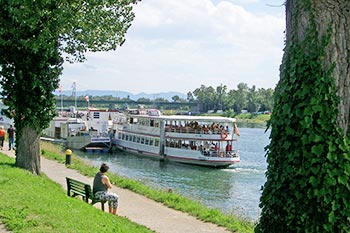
[113,109,240,168]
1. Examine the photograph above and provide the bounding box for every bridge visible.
[56,99,198,110]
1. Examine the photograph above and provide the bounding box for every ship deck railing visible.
[165,126,228,135]
[201,150,238,158]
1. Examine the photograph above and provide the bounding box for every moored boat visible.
[42,108,123,151]
[113,109,240,168]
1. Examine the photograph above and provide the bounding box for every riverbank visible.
[0,145,254,232]
[201,112,269,128]
[41,142,254,232]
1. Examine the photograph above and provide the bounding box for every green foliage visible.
[191,83,274,114]
[0,0,139,172]
[0,155,152,233]
[255,1,350,232]
[0,0,63,138]
[60,0,139,62]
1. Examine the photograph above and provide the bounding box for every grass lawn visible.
[0,155,154,233]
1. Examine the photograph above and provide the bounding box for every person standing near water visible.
[93,163,119,215]
[7,125,15,150]
[0,126,5,150]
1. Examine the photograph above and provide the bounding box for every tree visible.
[233,83,249,113]
[0,0,138,174]
[171,95,180,102]
[137,97,152,103]
[247,85,260,113]
[258,88,274,112]
[193,85,209,112]
[214,84,227,111]
[256,1,350,232]
[186,91,195,102]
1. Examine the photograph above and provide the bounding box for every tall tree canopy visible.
[0,0,138,174]
[256,0,350,232]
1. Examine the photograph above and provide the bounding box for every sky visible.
[60,0,286,95]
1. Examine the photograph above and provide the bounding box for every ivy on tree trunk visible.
[256,1,350,232]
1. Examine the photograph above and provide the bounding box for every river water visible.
[75,127,270,221]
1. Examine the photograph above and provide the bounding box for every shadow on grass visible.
[0,154,16,168]
[0,161,16,168]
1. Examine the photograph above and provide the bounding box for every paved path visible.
[1,150,230,233]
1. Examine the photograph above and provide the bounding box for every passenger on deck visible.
[203,125,209,134]
[226,142,232,152]
[215,143,219,151]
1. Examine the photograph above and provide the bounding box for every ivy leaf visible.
[310,165,320,174]
[309,134,323,142]
[285,126,295,135]
[301,116,313,128]
[344,163,350,176]
[311,144,324,156]
[283,140,292,150]
[338,175,348,185]
[312,105,322,112]
[309,175,319,186]
[328,211,336,224]
[344,152,350,160]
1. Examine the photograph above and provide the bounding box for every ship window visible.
[121,133,125,140]
[132,135,136,142]
[149,138,154,146]
[155,139,159,146]
[145,138,149,145]
[125,134,129,141]
[141,138,145,144]
[93,112,100,119]
[136,137,140,143]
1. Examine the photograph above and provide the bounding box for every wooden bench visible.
[66,177,106,211]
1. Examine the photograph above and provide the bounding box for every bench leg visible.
[91,200,106,212]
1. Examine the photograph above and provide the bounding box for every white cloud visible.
[61,0,285,94]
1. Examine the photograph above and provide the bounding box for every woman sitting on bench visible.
[93,163,119,215]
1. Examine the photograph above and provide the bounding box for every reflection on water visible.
[75,128,270,221]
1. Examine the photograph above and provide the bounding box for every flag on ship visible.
[234,123,240,136]
[71,82,76,96]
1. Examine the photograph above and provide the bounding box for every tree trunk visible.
[15,126,41,175]
[256,1,350,232]
[286,0,350,135]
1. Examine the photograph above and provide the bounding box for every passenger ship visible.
[114,109,240,168]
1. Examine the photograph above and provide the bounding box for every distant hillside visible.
[55,90,187,101]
